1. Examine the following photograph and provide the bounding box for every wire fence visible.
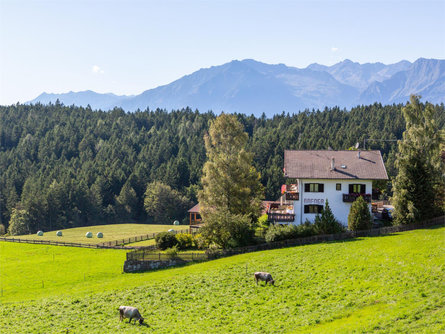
[126,215,444,265]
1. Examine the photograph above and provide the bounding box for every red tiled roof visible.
[188,203,200,213]
[188,201,275,215]
[284,150,388,180]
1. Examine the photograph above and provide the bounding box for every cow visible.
[254,272,275,285]
[118,306,144,325]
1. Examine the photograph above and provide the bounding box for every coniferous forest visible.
[1,102,444,232]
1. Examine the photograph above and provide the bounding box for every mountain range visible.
[29,58,445,117]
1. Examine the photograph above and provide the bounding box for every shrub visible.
[175,233,195,250]
[348,196,372,231]
[314,199,345,234]
[297,220,317,237]
[200,211,255,248]
[155,231,178,250]
[0,224,6,235]
[193,233,209,249]
[257,214,269,229]
[165,245,179,259]
[265,224,298,243]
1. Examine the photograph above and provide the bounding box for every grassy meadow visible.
[5,224,187,244]
[1,227,444,333]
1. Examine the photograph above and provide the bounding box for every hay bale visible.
[173,220,179,225]
[85,231,93,238]
[168,229,175,232]
[96,232,103,238]
[37,231,44,236]
[56,231,63,236]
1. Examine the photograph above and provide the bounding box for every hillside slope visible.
[1,227,444,333]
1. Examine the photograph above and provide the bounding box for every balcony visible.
[343,193,372,203]
[283,183,299,201]
[268,213,295,222]
[267,202,295,222]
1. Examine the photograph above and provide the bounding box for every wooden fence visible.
[97,228,191,247]
[0,237,140,249]
[126,215,444,265]
[0,227,192,249]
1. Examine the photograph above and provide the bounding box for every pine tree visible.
[392,95,444,224]
[198,114,264,247]
[348,196,372,231]
[314,199,344,234]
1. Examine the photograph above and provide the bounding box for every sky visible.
[1,0,444,105]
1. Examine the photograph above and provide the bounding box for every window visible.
[349,184,366,194]
[304,183,324,192]
[336,183,342,191]
[304,205,323,214]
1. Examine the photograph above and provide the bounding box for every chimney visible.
[358,151,361,159]
[330,157,335,171]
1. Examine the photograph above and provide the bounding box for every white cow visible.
[254,272,275,285]
[118,306,144,324]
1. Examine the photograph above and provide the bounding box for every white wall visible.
[292,179,372,226]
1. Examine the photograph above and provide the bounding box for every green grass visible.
[1,227,444,333]
[6,224,187,244]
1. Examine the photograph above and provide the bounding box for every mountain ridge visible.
[28,58,445,117]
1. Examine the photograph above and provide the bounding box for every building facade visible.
[268,150,388,226]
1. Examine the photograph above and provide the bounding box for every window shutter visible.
[305,184,310,192]
[304,205,309,213]
[319,184,324,192]
[361,184,366,194]
[349,184,354,193]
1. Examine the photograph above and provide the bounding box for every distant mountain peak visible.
[27,58,444,116]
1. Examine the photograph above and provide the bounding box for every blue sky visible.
[1,0,444,105]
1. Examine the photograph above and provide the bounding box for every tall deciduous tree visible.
[144,181,191,224]
[8,207,31,235]
[198,114,264,247]
[392,95,444,224]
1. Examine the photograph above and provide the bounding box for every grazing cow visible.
[118,306,144,324]
[254,272,275,285]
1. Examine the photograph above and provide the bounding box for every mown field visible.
[1,227,444,333]
[6,224,187,244]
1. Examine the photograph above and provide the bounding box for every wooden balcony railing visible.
[343,193,372,203]
[267,213,295,222]
[285,192,299,200]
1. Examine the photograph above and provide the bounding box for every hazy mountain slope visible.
[29,90,130,110]
[27,58,444,116]
[360,58,445,104]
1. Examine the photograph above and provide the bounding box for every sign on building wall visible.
[304,198,325,205]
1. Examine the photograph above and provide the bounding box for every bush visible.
[175,233,195,250]
[155,232,178,250]
[165,245,179,259]
[257,214,269,229]
[200,211,255,248]
[265,224,298,242]
[348,196,372,231]
[193,233,209,249]
[0,224,6,235]
[314,199,345,234]
[265,221,318,243]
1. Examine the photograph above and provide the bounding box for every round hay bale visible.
[56,231,63,236]
[168,229,175,232]
[173,220,180,225]
[37,231,44,236]
[96,232,103,238]
[85,231,93,238]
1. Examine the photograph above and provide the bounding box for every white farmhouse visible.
[267,150,388,226]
